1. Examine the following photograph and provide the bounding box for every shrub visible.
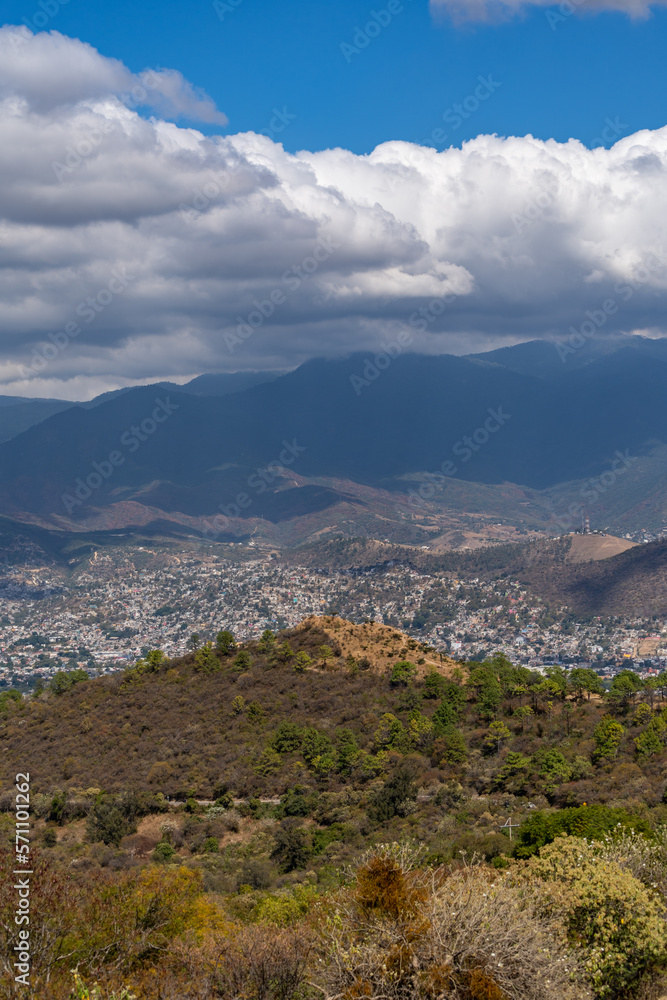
[238,858,275,891]
[322,844,579,1000]
[271,820,312,872]
[255,884,318,926]
[48,790,67,825]
[280,788,312,817]
[390,660,417,687]
[71,970,137,1000]
[523,835,667,998]
[182,924,312,1000]
[202,837,219,853]
[153,841,176,863]
[514,805,650,859]
[87,798,136,847]
[0,689,22,714]
[369,766,417,821]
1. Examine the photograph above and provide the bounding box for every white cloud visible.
[0,27,227,122]
[0,27,666,398]
[429,0,667,21]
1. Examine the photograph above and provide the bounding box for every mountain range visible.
[0,334,665,546]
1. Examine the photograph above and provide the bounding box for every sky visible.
[0,0,666,398]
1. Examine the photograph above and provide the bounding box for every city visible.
[1,538,665,690]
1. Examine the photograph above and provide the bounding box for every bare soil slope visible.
[566,534,637,563]
[286,615,459,676]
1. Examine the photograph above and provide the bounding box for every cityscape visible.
[2,536,665,690]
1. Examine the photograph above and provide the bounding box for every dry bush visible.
[165,923,314,1000]
[320,844,579,1000]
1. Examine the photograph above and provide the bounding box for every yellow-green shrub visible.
[522,835,667,998]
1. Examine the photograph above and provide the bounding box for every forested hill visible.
[2,615,666,808]
[4,614,667,999]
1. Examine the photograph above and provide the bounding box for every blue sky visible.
[3,0,667,153]
[0,0,666,396]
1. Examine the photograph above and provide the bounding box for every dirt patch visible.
[285,615,459,678]
[567,534,637,564]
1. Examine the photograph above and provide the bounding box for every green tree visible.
[514,705,533,732]
[336,728,359,775]
[569,667,604,702]
[194,642,220,673]
[49,669,89,695]
[544,665,568,700]
[215,630,236,655]
[87,798,135,847]
[390,659,417,687]
[483,720,512,755]
[535,749,573,795]
[272,721,303,753]
[301,727,334,765]
[514,804,649,859]
[187,633,200,653]
[609,670,644,712]
[48,791,66,825]
[593,717,625,761]
[293,650,312,672]
[232,649,252,672]
[271,641,294,665]
[318,645,335,668]
[142,649,166,673]
[271,821,312,872]
[635,716,666,758]
[433,728,468,764]
[423,670,447,699]
[257,629,275,653]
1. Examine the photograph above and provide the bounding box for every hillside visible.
[2,613,666,807]
[287,535,667,616]
[4,614,667,999]
[0,345,666,541]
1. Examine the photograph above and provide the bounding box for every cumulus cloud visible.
[0,27,666,397]
[429,0,667,21]
[0,27,227,122]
